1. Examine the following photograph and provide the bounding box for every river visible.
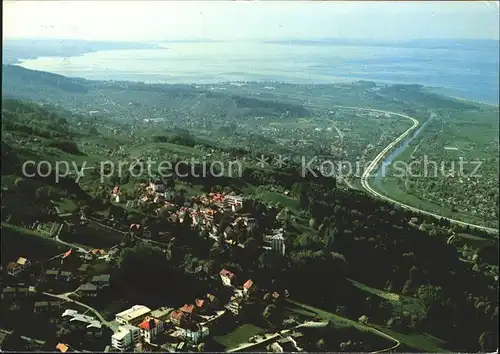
[374,112,437,185]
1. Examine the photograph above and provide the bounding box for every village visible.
[1,176,325,353]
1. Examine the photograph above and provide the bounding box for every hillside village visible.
[1,176,330,353]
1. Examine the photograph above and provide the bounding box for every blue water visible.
[375,112,437,185]
[16,39,500,104]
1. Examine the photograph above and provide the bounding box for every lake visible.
[17,40,500,104]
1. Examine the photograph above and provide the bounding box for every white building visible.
[61,309,103,337]
[111,325,141,351]
[149,179,165,193]
[115,305,151,325]
[164,189,175,201]
[264,232,286,256]
[138,317,162,343]
[219,269,236,287]
[224,195,244,212]
[181,324,210,344]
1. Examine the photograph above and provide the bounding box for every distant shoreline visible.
[8,60,499,108]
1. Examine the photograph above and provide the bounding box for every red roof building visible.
[220,269,235,279]
[179,304,195,314]
[170,310,189,327]
[138,317,159,330]
[62,249,72,259]
[243,279,254,290]
[195,299,205,308]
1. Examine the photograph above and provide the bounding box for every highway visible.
[320,105,498,235]
[239,87,498,234]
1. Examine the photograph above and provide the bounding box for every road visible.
[286,300,400,354]
[43,291,119,333]
[54,223,88,253]
[238,87,498,234]
[226,320,329,353]
[328,105,499,235]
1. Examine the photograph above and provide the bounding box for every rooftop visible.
[56,343,69,353]
[112,329,130,341]
[138,318,160,331]
[220,269,236,279]
[180,304,195,314]
[150,306,174,319]
[16,257,29,265]
[243,279,254,289]
[92,274,111,282]
[116,305,151,321]
[79,283,98,291]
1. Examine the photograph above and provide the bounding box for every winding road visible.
[43,291,119,333]
[330,105,499,235]
[227,320,330,353]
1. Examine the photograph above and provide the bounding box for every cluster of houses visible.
[5,257,31,277]
[107,266,280,352]
[109,177,289,258]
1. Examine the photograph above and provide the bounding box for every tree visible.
[478,332,494,352]
[358,315,369,324]
[309,217,318,229]
[417,284,443,308]
[81,205,93,217]
[316,338,326,351]
[263,304,277,325]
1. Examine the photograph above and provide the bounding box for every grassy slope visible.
[287,299,449,353]
[213,324,265,350]
[1,222,65,263]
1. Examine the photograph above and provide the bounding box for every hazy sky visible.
[3,1,499,41]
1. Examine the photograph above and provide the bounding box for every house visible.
[16,257,31,268]
[226,296,244,315]
[6,262,23,276]
[243,279,257,295]
[223,195,244,212]
[77,263,90,273]
[179,304,196,315]
[264,291,282,302]
[223,225,235,239]
[78,283,98,297]
[2,286,30,300]
[45,269,60,280]
[62,249,72,260]
[194,299,206,313]
[263,232,286,256]
[62,309,103,337]
[153,194,164,204]
[88,249,106,257]
[34,301,49,313]
[219,269,236,287]
[91,274,111,289]
[150,307,174,323]
[164,189,175,201]
[138,317,162,343]
[111,186,125,203]
[149,178,165,193]
[129,224,142,236]
[56,343,70,353]
[34,300,61,313]
[115,305,151,325]
[180,323,210,344]
[16,286,29,299]
[170,310,189,327]
[112,324,141,351]
[205,294,219,310]
[59,271,73,282]
[1,287,16,300]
